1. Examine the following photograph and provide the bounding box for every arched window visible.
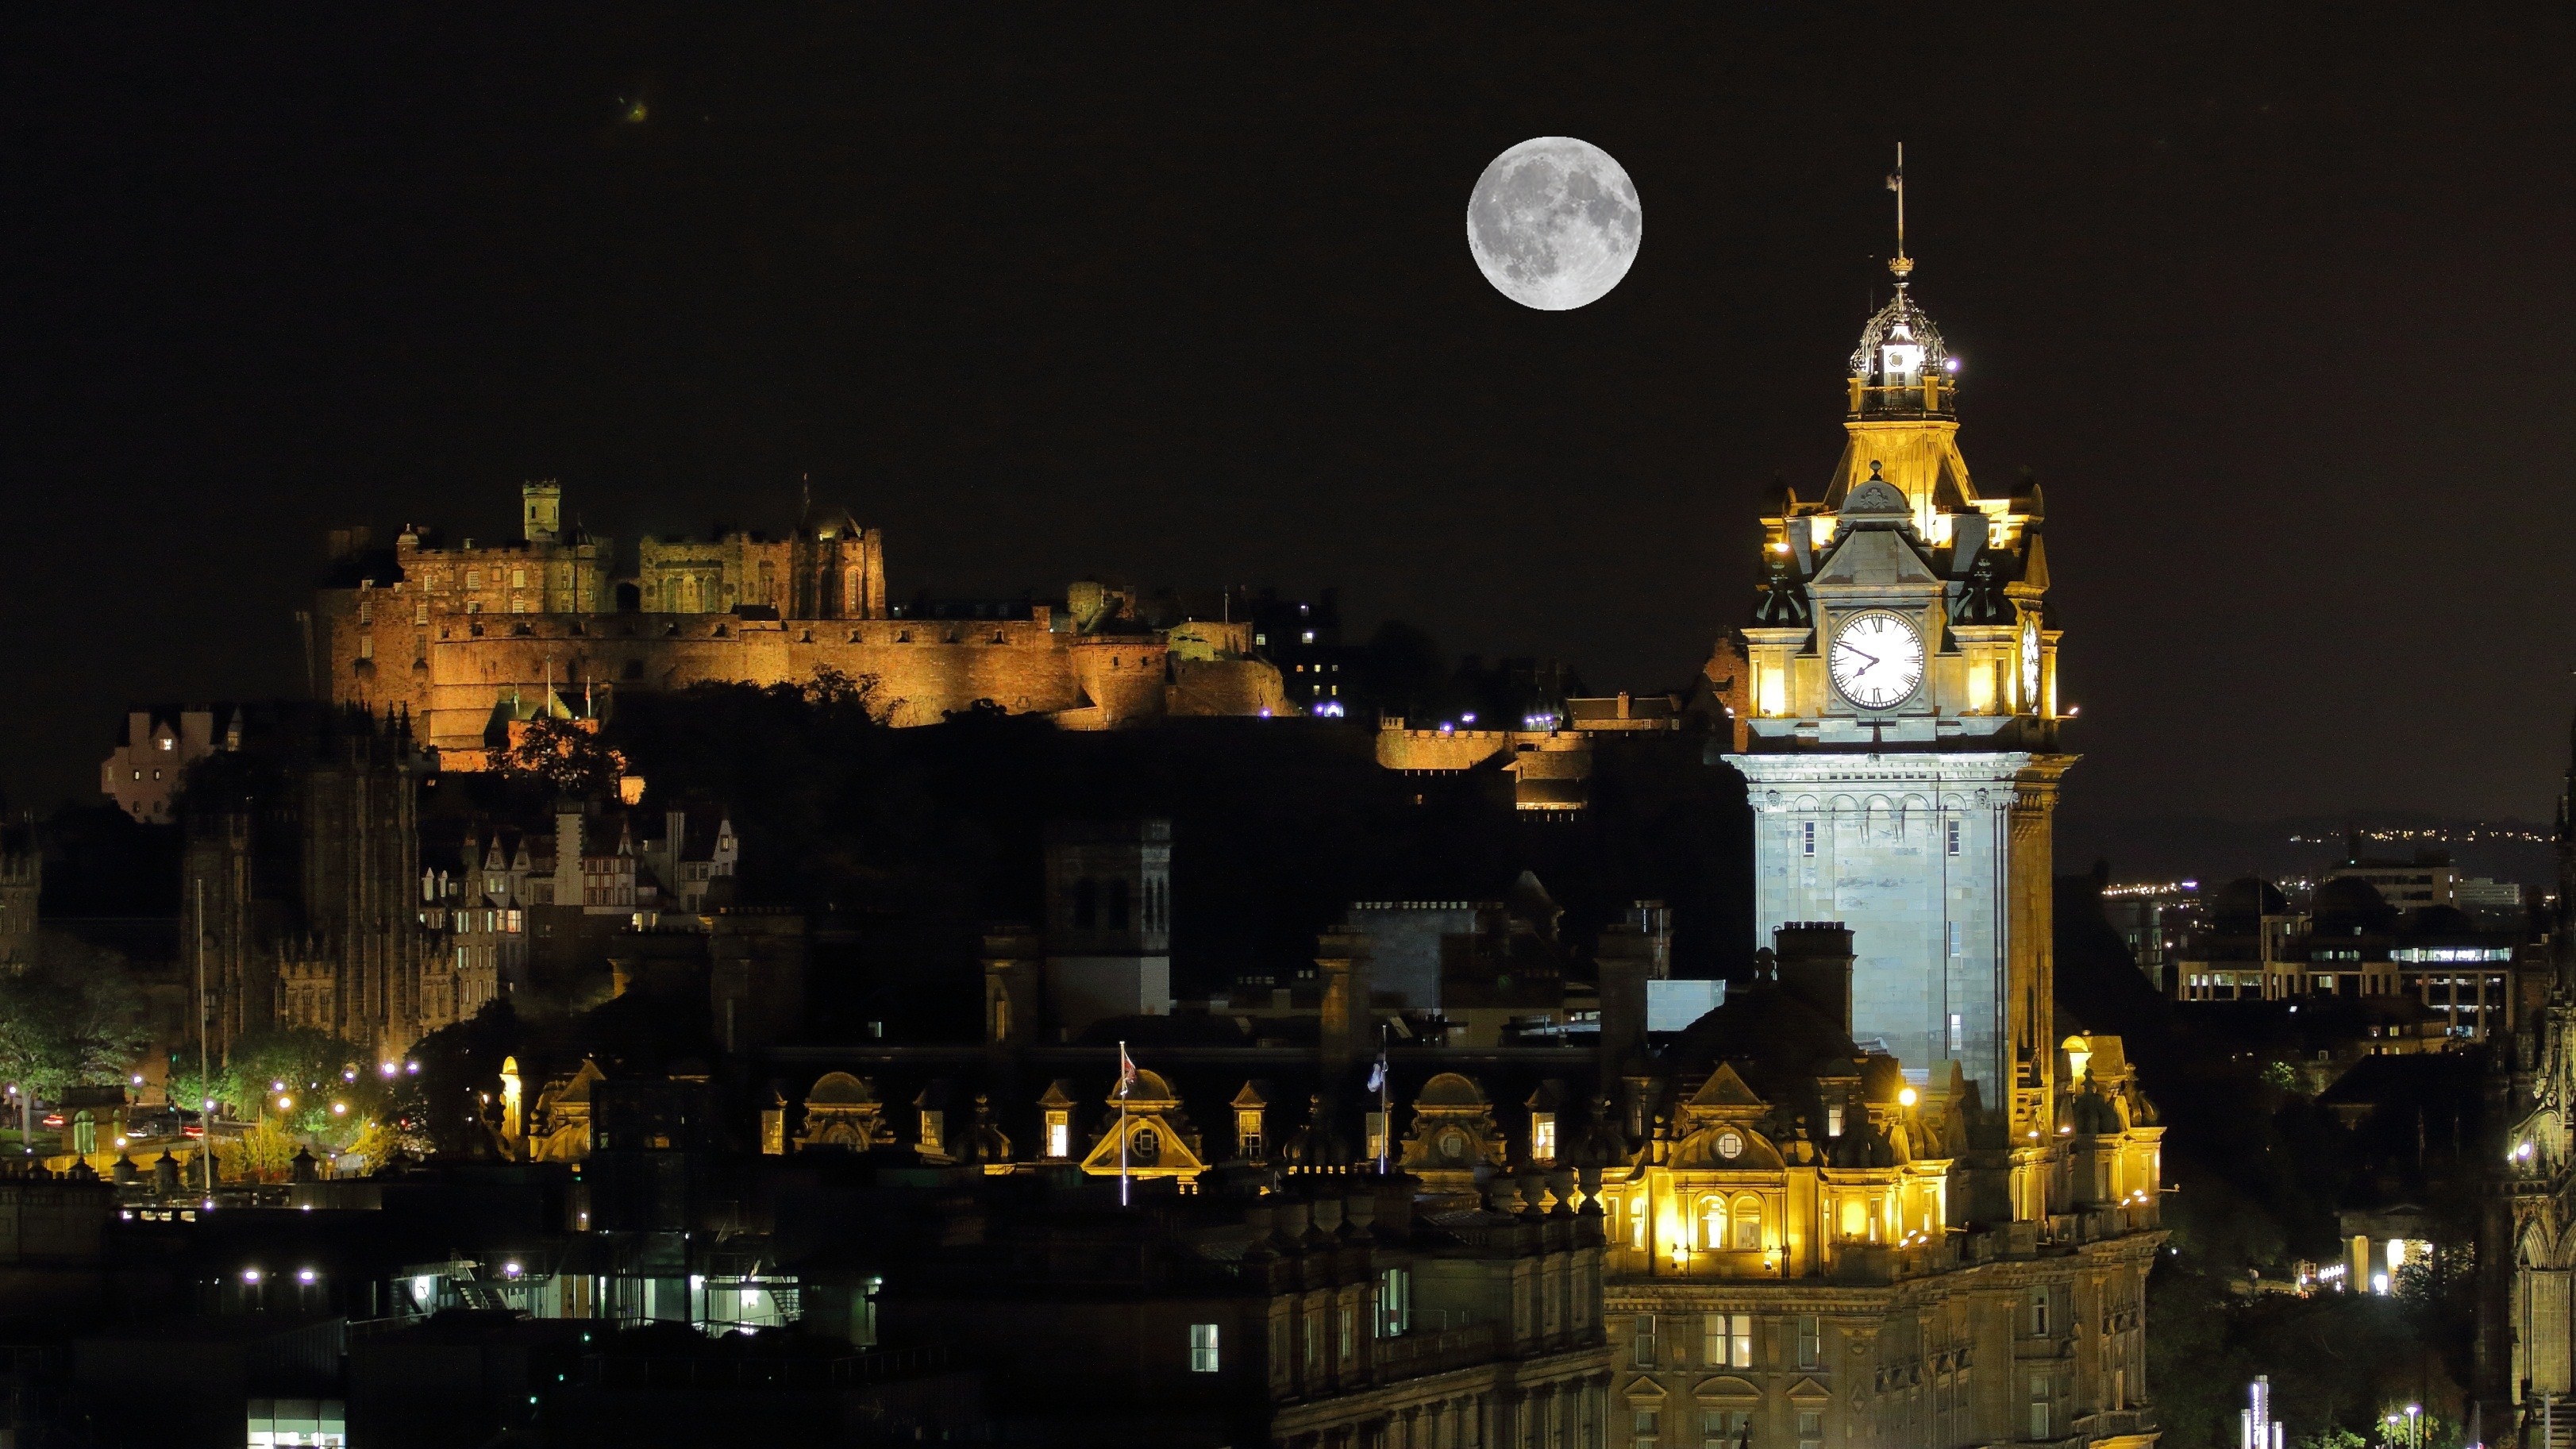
[1629,1195,1648,1250]
[1731,1196,1762,1251]
[844,564,862,615]
[1698,1196,1725,1251]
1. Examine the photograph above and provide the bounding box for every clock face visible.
[1828,611,1925,710]
[2020,617,2041,708]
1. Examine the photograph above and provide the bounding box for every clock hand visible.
[1843,647,1880,670]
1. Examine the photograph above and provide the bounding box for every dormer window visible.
[1827,1104,1845,1137]
[1530,1112,1556,1164]
[1235,1108,1263,1158]
[919,1110,945,1155]
[1045,1109,1070,1159]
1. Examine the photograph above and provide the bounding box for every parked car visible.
[124,1107,202,1140]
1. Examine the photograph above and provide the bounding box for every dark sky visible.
[3,6,2570,827]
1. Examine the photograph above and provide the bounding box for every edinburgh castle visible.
[315,481,1291,757]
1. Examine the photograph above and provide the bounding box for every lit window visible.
[1827,1105,1843,1137]
[1703,1312,1751,1366]
[157,737,173,752]
[1046,1112,1070,1159]
[1188,1322,1220,1373]
[1731,1198,1761,1252]
[1531,1112,1556,1164]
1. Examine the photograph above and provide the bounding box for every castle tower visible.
[1725,173,2066,1152]
[522,480,562,545]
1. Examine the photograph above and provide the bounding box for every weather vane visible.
[1886,143,1912,282]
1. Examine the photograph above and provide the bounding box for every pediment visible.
[1078,1112,1205,1177]
[1672,1123,1785,1171]
[1620,1375,1668,1401]
[1692,1375,1762,1403]
[1811,526,1942,589]
[1787,1375,1832,1403]
[1688,1063,1765,1111]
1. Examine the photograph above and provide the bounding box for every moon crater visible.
[1465,137,1642,311]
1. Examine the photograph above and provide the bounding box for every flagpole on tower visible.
[1886,144,1912,283]
[1118,1040,1134,1207]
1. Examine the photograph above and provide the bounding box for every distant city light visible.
[242,1269,261,1284]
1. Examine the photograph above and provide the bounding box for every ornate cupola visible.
[1847,289,1954,420]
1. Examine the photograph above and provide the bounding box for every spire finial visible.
[1885,144,1912,282]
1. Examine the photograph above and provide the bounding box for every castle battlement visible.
[317,484,1288,753]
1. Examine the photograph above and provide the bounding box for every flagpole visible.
[1118,1039,1130,1208]
[1377,1027,1390,1175]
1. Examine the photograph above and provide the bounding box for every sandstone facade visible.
[315,486,1286,756]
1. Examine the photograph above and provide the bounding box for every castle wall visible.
[320,493,1273,748]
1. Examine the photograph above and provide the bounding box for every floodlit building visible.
[310,487,1290,756]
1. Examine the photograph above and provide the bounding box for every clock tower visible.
[1724,199,2066,1146]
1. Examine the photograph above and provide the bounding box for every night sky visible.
[3,8,2570,830]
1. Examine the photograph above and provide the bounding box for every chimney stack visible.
[981,923,1044,1053]
[1316,923,1373,1100]
[1596,921,1652,1077]
[1773,922,1855,1036]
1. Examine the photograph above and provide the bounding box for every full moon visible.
[1465,137,1642,311]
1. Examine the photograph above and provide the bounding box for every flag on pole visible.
[1118,1041,1135,1206]
[1369,1048,1390,1173]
